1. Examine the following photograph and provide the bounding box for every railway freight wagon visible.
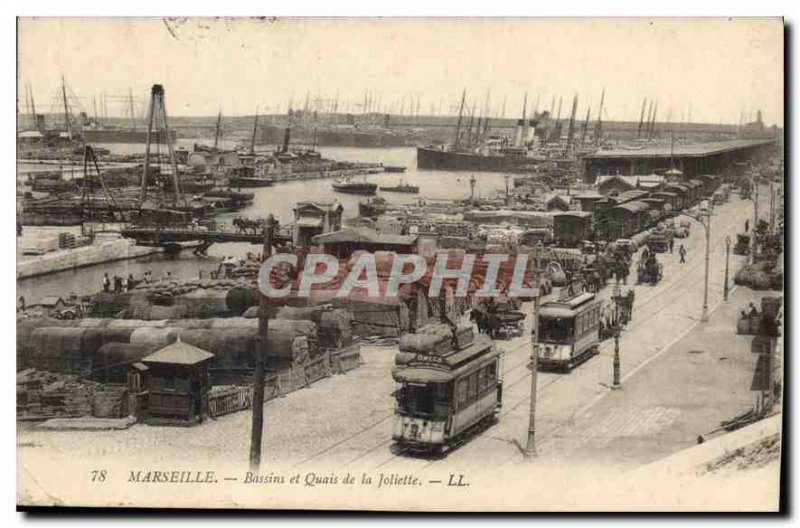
[606,201,651,241]
[552,211,593,247]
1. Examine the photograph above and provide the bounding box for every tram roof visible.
[391,340,501,383]
[539,292,598,318]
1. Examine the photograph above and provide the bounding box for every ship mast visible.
[637,97,647,139]
[580,105,591,147]
[518,92,528,147]
[129,87,136,131]
[61,75,71,139]
[453,89,467,150]
[250,106,259,155]
[564,93,578,156]
[29,83,38,131]
[140,84,182,206]
[213,110,222,151]
[593,87,605,146]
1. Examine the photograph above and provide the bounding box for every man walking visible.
[669,237,675,253]
[679,244,687,264]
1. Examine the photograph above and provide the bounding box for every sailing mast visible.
[213,110,222,151]
[564,93,578,156]
[593,87,605,146]
[580,105,591,147]
[250,106,259,155]
[453,89,467,150]
[128,87,136,130]
[29,83,38,131]
[637,97,648,139]
[518,92,528,147]
[61,75,71,139]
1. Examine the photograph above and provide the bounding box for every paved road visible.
[17,186,772,476]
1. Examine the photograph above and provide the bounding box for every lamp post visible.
[724,235,731,302]
[682,208,711,323]
[525,247,540,458]
[611,279,622,389]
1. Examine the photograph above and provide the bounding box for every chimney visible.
[515,119,525,146]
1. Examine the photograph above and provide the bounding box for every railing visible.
[208,385,253,418]
[205,345,363,417]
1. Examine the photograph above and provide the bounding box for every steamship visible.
[416,95,554,172]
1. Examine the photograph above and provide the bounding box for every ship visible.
[416,89,564,172]
[332,178,377,195]
[383,165,407,173]
[378,181,419,193]
[227,166,274,188]
[358,197,389,217]
[81,127,177,144]
[258,122,412,148]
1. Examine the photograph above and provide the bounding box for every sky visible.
[17,17,784,126]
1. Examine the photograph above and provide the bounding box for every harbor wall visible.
[17,237,162,280]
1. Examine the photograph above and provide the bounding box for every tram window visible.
[485,361,497,386]
[477,368,486,392]
[539,317,573,342]
[467,372,478,401]
[456,378,469,406]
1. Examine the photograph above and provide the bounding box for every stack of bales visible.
[733,259,783,291]
[121,281,258,319]
[395,323,475,365]
[272,305,354,350]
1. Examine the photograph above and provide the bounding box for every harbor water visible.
[17,144,511,304]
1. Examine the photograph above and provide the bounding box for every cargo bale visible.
[167,318,216,329]
[125,304,188,321]
[92,293,133,317]
[106,319,169,329]
[129,327,183,348]
[180,328,256,368]
[176,289,231,318]
[225,287,258,316]
[93,343,158,383]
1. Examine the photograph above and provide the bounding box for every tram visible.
[536,291,603,371]
[391,331,503,455]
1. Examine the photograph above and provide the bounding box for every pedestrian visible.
[103,272,110,292]
[113,276,122,293]
[18,296,25,312]
[745,219,750,233]
[679,244,687,264]
[669,237,674,253]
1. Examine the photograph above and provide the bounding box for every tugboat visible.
[227,166,274,188]
[358,196,389,217]
[383,165,407,173]
[378,180,419,193]
[332,178,377,195]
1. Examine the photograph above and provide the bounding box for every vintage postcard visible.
[16,17,784,511]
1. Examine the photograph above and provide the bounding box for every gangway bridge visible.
[120,224,293,254]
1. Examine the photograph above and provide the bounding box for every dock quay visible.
[17,234,162,280]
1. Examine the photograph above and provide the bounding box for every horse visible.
[233,217,266,235]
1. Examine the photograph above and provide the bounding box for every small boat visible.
[227,166,274,188]
[383,165,407,173]
[359,196,389,217]
[332,179,377,195]
[378,181,419,194]
[228,176,275,188]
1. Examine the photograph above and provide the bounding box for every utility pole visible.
[611,279,622,389]
[724,236,731,302]
[701,210,711,323]
[250,214,275,471]
[525,248,540,458]
[752,181,759,261]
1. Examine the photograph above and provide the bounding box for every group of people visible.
[102,270,169,293]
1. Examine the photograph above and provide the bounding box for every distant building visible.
[293,201,344,246]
